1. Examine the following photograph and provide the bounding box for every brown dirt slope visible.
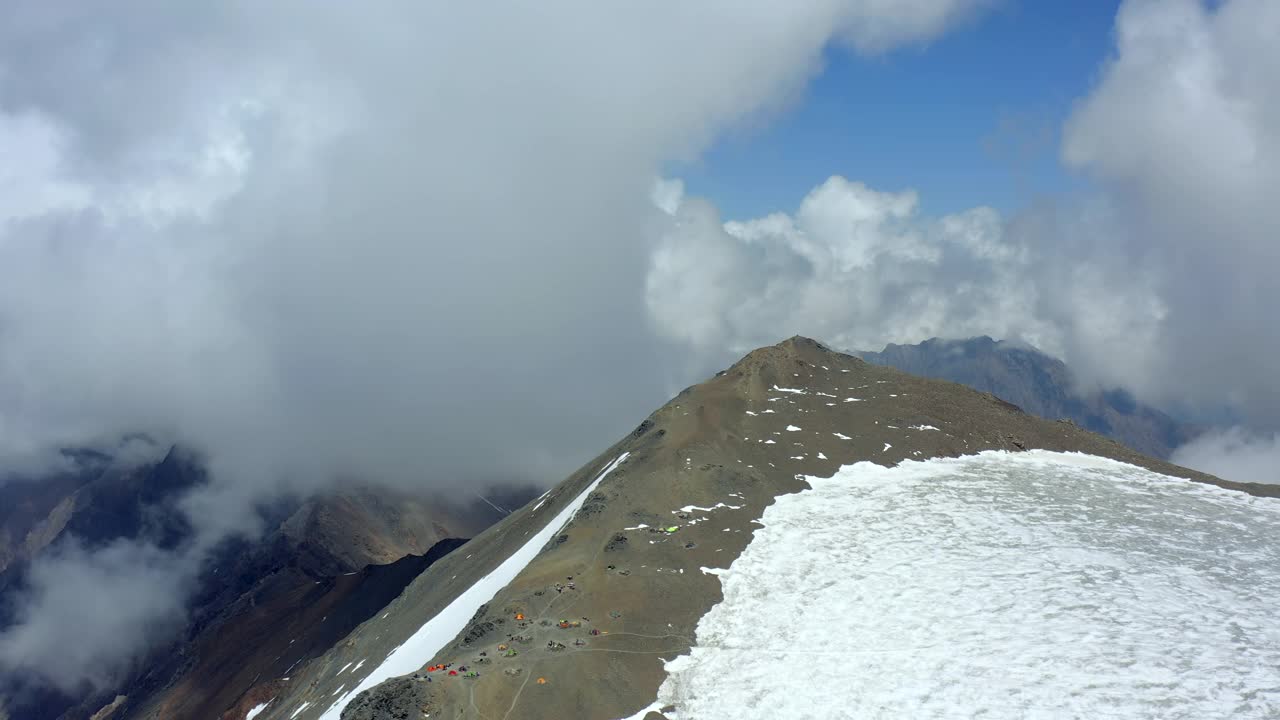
[261,337,1267,720]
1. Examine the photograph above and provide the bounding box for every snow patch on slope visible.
[532,487,553,512]
[652,450,1280,718]
[245,701,272,720]
[316,453,629,720]
[675,503,742,513]
[616,700,665,719]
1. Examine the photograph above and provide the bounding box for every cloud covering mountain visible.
[0,0,993,695]
[1172,428,1280,486]
[3,0,1278,699]
[648,0,1280,434]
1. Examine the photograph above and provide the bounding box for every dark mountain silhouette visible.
[856,336,1198,459]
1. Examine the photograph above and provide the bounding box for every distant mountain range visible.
[856,336,1199,459]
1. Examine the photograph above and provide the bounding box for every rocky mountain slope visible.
[246,337,1274,720]
[856,336,1198,459]
[0,445,202,601]
[0,450,536,720]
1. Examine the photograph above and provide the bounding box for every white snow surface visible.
[675,503,742,513]
[651,450,1280,719]
[316,453,629,720]
[531,491,551,512]
[245,701,272,720]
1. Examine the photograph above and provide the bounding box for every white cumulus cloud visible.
[0,0,993,693]
[649,0,1280,431]
[644,175,1159,375]
[1060,0,1280,421]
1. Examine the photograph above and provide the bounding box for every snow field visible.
[653,450,1280,719]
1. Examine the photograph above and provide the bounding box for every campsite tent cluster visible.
[413,577,617,691]
[409,519,693,708]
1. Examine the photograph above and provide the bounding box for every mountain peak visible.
[732,335,864,377]
[260,339,1263,720]
[777,334,830,351]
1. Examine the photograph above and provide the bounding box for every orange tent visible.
[536,677,547,685]
[515,613,525,620]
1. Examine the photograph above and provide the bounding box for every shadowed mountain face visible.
[0,446,205,617]
[257,337,1267,720]
[0,450,538,720]
[123,538,469,720]
[857,336,1198,459]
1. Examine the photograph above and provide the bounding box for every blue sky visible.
[677,1,1122,221]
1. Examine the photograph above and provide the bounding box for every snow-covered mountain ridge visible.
[248,337,1278,720]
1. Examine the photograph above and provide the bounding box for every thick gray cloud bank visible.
[0,0,991,493]
[0,539,191,692]
[0,0,992,693]
[1172,429,1280,485]
[649,0,1280,437]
